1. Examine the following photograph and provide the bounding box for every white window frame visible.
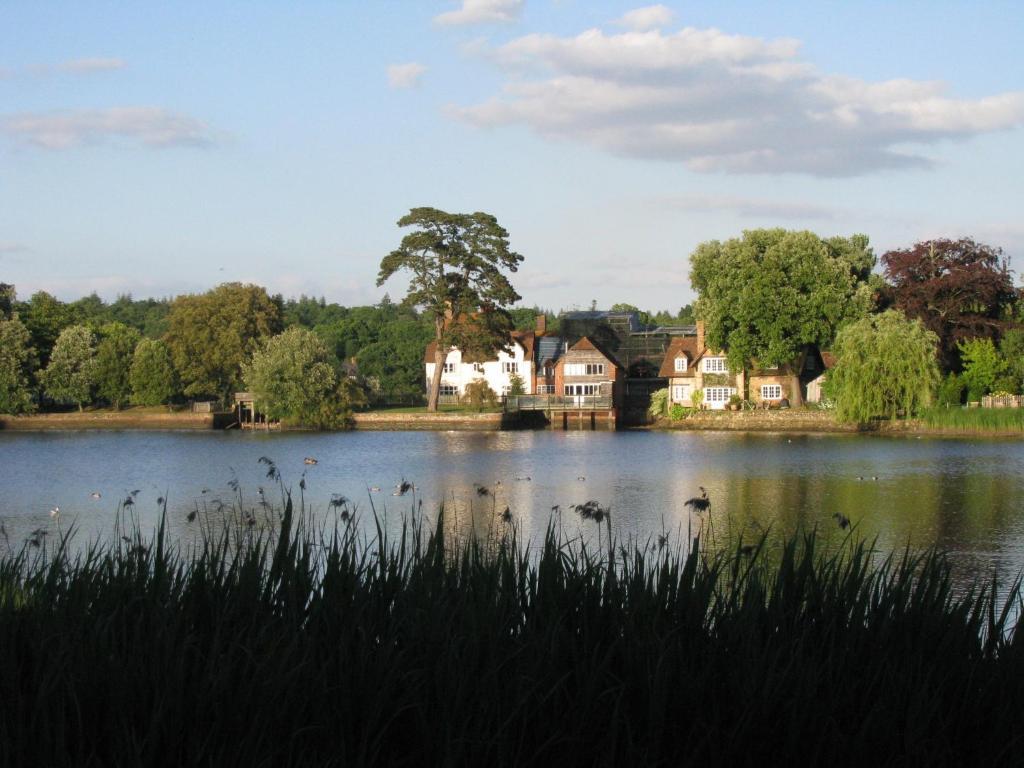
[674,357,687,373]
[565,362,605,376]
[564,384,600,396]
[442,362,456,374]
[439,384,458,396]
[672,385,688,401]
[472,362,484,374]
[761,384,782,400]
[704,387,736,404]
[502,361,519,374]
[537,384,555,394]
[703,357,728,373]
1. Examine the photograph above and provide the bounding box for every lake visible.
[2,429,1024,587]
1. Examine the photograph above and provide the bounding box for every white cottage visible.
[424,331,536,399]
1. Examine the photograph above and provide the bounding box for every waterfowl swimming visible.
[684,487,710,513]
[49,506,60,518]
[89,491,101,500]
[304,457,318,465]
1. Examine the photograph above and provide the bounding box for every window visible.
[674,357,687,372]
[472,363,484,374]
[704,387,736,404]
[672,385,690,402]
[537,384,555,394]
[761,384,782,400]
[439,384,458,396]
[703,357,728,373]
[564,384,600,396]
[442,362,456,373]
[502,362,519,374]
[565,362,605,376]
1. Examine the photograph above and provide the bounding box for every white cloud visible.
[57,57,126,74]
[2,107,215,150]
[435,0,524,26]
[614,5,674,32]
[0,243,30,255]
[452,24,1024,176]
[387,62,427,89]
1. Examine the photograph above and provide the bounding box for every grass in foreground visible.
[1,499,1023,767]
[920,405,1024,432]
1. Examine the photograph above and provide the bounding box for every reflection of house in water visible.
[233,392,279,430]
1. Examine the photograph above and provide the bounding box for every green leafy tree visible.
[0,283,15,320]
[936,373,965,407]
[20,291,73,366]
[0,317,38,414]
[377,207,524,411]
[243,327,361,429]
[40,325,96,411]
[647,387,668,418]
[463,379,497,411]
[507,373,526,397]
[999,329,1024,393]
[957,337,1006,401]
[827,310,940,423]
[93,322,142,409]
[690,229,876,371]
[130,339,178,407]
[165,283,283,403]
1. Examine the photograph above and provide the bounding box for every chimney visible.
[696,320,705,352]
[535,314,547,335]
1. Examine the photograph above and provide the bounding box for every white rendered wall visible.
[425,343,533,397]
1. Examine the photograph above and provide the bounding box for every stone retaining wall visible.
[655,409,857,432]
[352,412,508,431]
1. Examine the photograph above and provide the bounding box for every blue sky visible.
[2,0,1022,312]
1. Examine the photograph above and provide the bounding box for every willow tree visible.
[377,208,523,411]
[827,310,940,423]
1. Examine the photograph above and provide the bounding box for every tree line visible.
[0,279,573,425]
[689,231,1021,422]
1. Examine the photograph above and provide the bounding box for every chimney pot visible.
[535,314,547,334]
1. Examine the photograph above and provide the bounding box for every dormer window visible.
[674,356,687,373]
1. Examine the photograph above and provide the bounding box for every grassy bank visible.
[920,405,1024,433]
[1,497,1023,766]
[0,406,218,431]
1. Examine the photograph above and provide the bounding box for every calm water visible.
[2,429,1024,586]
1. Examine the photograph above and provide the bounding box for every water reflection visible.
[1,430,1023,588]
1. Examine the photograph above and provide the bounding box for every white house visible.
[424,332,535,399]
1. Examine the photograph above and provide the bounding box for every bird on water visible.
[685,487,711,513]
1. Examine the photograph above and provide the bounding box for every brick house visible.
[553,336,624,409]
[658,322,744,410]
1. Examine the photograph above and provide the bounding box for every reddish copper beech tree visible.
[882,238,1019,370]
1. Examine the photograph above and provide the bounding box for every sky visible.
[1,0,1022,312]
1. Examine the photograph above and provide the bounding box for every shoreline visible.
[2,408,1022,438]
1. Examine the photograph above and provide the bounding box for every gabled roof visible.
[657,337,701,378]
[424,330,534,364]
[564,336,623,369]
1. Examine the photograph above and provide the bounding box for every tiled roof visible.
[657,337,701,377]
[567,336,623,368]
[424,330,534,364]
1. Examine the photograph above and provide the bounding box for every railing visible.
[982,395,1023,408]
[505,394,613,412]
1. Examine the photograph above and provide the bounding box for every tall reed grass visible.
[920,405,1024,432]
[1,495,1022,766]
